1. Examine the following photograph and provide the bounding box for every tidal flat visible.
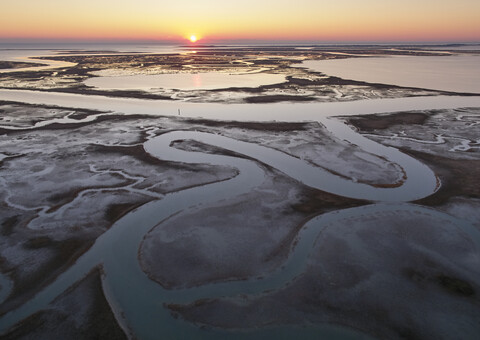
[0,44,479,340]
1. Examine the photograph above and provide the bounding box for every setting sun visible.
[190,35,197,43]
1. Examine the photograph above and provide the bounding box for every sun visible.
[189,35,197,43]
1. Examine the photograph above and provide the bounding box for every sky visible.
[1,0,479,43]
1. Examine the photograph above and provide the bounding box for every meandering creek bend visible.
[1,89,480,339]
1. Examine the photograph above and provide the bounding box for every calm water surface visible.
[301,55,480,94]
[85,72,286,91]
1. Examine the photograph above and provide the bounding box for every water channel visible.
[0,53,480,339]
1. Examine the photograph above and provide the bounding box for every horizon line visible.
[1,38,479,46]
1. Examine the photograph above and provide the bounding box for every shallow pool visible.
[84,72,286,91]
[301,55,480,94]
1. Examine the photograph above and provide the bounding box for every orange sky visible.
[1,0,479,42]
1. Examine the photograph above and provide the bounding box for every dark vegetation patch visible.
[408,149,480,206]
[345,111,430,131]
[291,187,367,215]
[23,236,54,249]
[403,268,475,297]
[89,144,162,166]
[183,119,310,131]
[436,275,475,296]
[244,95,316,103]
[1,216,19,236]
[437,275,475,296]
[43,86,173,100]
[104,202,146,223]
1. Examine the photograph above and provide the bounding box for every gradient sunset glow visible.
[1,0,479,43]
